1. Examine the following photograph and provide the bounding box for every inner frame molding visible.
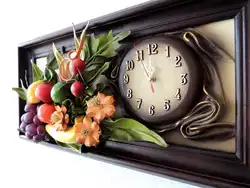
[18,0,250,187]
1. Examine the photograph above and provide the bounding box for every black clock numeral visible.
[165,45,170,57]
[175,55,182,67]
[147,43,158,55]
[136,50,144,61]
[126,60,134,71]
[164,100,170,111]
[127,89,133,99]
[175,88,181,100]
[124,74,129,84]
[181,73,188,85]
[149,105,155,116]
[136,98,142,109]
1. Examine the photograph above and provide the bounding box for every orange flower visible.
[86,92,115,123]
[50,105,69,131]
[74,116,101,147]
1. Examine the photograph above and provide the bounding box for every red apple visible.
[35,83,53,103]
[71,81,84,97]
[37,104,56,124]
[70,58,86,74]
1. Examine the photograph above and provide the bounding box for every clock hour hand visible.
[140,60,151,81]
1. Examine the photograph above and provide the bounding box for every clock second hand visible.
[150,80,155,93]
[140,60,155,93]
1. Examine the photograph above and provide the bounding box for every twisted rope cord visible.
[154,30,235,140]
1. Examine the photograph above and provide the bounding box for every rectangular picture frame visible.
[18,0,250,187]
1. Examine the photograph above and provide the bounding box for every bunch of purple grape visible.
[19,104,46,142]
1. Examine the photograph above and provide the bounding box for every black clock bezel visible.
[118,36,203,126]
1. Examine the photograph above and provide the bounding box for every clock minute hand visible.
[140,60,155,93]
[148,56,156,81]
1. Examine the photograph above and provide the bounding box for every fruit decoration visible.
[71,81,84,97]
[12,22,167,153]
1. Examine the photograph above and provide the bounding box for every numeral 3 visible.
[181,73,188,85]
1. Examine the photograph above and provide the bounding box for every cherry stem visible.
[77,68,89,88]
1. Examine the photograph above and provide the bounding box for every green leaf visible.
[98,30,113,50]
[87,30,130,63]
[90,75,109,92]
[83,41,90,61]
[103,118,168,147]
[99,30,130,58]
[43,66,58,84]
[31,61,43,82]
[85,64,101,72]
[12,88,27,100]
[89,34,99,55]
[62,99,74,109]
[71,107,86,115]
[55,141,82,153]
[85,62,111,85]
[46,53,58,70]
[52,43,63,64]
[86,56,108,69]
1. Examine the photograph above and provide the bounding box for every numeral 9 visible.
[124,74,129,84]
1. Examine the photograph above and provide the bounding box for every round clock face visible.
[118,37,202,125]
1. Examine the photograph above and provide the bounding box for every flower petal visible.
[75,115,84,124]
[55,106,61,112]
[61,105,67,113]
[93,111,106,124]
[76,135,85,144]
[86,98,95,108]
[97,92,105,102]
[103,104,116,117]
[51,111,63,124]
[84,136,92,147]
[65,114,69,124]
[86,106,101,117]
[83,116,92,126]
[102,96,115,105]
[75,123,83,133]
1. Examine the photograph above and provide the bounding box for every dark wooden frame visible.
[18,0,250,187]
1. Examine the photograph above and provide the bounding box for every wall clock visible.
[118,37,202,125]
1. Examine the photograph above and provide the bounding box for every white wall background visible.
[0,0,204,187]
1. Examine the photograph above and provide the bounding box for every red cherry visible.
[37,104,56,124]
[35,83,53,103]
[71,81,85,97]
[70,58,86,74]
